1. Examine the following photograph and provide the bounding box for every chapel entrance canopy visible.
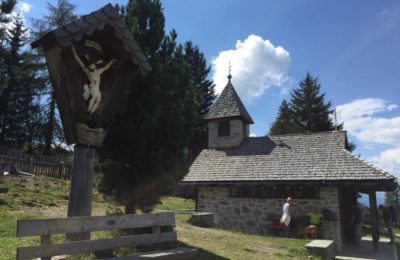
[31,4,151,146]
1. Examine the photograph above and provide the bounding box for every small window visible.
[218,121,230,137]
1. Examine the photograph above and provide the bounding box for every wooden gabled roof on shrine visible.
[204,80,254,124]
[31,3,151,75]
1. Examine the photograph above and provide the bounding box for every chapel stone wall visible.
[197,186,342,251]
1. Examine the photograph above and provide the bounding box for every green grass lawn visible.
[176,216,315,259]
[153,196,195,211]
[0,175,315,260]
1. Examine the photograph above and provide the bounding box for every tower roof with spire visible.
[204,74,254,124]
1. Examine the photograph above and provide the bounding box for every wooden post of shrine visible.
[67,125,105,240]
[68,146,94,217]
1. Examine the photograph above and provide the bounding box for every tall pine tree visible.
[269,100,300,135]
[270,73,335,135]
[123,0,165,56]
[184,41,215,115]
[99,0,200,213]
[30,0,77,154]
[0,0,15,39]
[183,41,215,158]
[0,14,44,147]
[290,73,333,132]
[269,73,355,151]
[0,0,16,95]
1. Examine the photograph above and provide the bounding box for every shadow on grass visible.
[134,240,228,259]
[66,241,229,260]
[107,240,228,260]
[175,241,229,260]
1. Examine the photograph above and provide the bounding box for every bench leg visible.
[41,235,51,260]
[94,249,114,258]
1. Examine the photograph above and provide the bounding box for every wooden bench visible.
[305,239,334,260]
[16,212,197,260]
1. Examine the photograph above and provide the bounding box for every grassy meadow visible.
[0,175,315,259]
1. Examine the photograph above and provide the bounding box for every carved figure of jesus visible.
[70,44,117,114]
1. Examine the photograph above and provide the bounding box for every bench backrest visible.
[16,212,176,260]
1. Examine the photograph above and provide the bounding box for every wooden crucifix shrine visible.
[31,4,150,238]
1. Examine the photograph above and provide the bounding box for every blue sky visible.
[18,0,400,181]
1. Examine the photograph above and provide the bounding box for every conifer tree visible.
[0,0,15,39]
[269,100,300,135]
[184,41,215,115]
[384,191,395,206]
[124,0,165,56]
[269,73,356,151]
[0,0,16,94]
[290,73,334,132]
[99,0,199,213]
[0,15,44,147]
[184,41,215,158]
[270,73,335,135]
[30,0,77,154]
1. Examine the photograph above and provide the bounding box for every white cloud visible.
[250,133,257,137]
[17,2,32,13]
[3,12,29,35]
[370,148,400,177]
[336,98,388,121]
[211,34,291,102]
[388,104,398,111]
[336,98,400,146]
[377,9,389,17]
[336,98,400,177]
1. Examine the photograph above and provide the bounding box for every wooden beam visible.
[181,181,397,191]
[43,42,76,144]
[368,190,379,252]
[67,145,95,219]
[40,235,51,260]
[17,212,175,237]
[17,232,177,260]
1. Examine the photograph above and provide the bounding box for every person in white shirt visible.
[281,197,293,237]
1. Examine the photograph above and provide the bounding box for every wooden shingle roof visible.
[204,81,254,124]
[182,131,396,189]
[31,4,151,75]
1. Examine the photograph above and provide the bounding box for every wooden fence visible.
[0,145,72,178]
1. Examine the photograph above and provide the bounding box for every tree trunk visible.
[44,92,56,154]
[0,86,12,143]
[125,202,136,214]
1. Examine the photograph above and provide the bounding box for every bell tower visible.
[204,73,253,148]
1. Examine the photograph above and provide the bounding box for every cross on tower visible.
[228,61,232,82]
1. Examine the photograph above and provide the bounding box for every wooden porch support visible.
[368,190,379,252]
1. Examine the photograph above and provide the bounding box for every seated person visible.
[307,206,323,228]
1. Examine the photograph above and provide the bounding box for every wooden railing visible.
[0,145,71,178]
